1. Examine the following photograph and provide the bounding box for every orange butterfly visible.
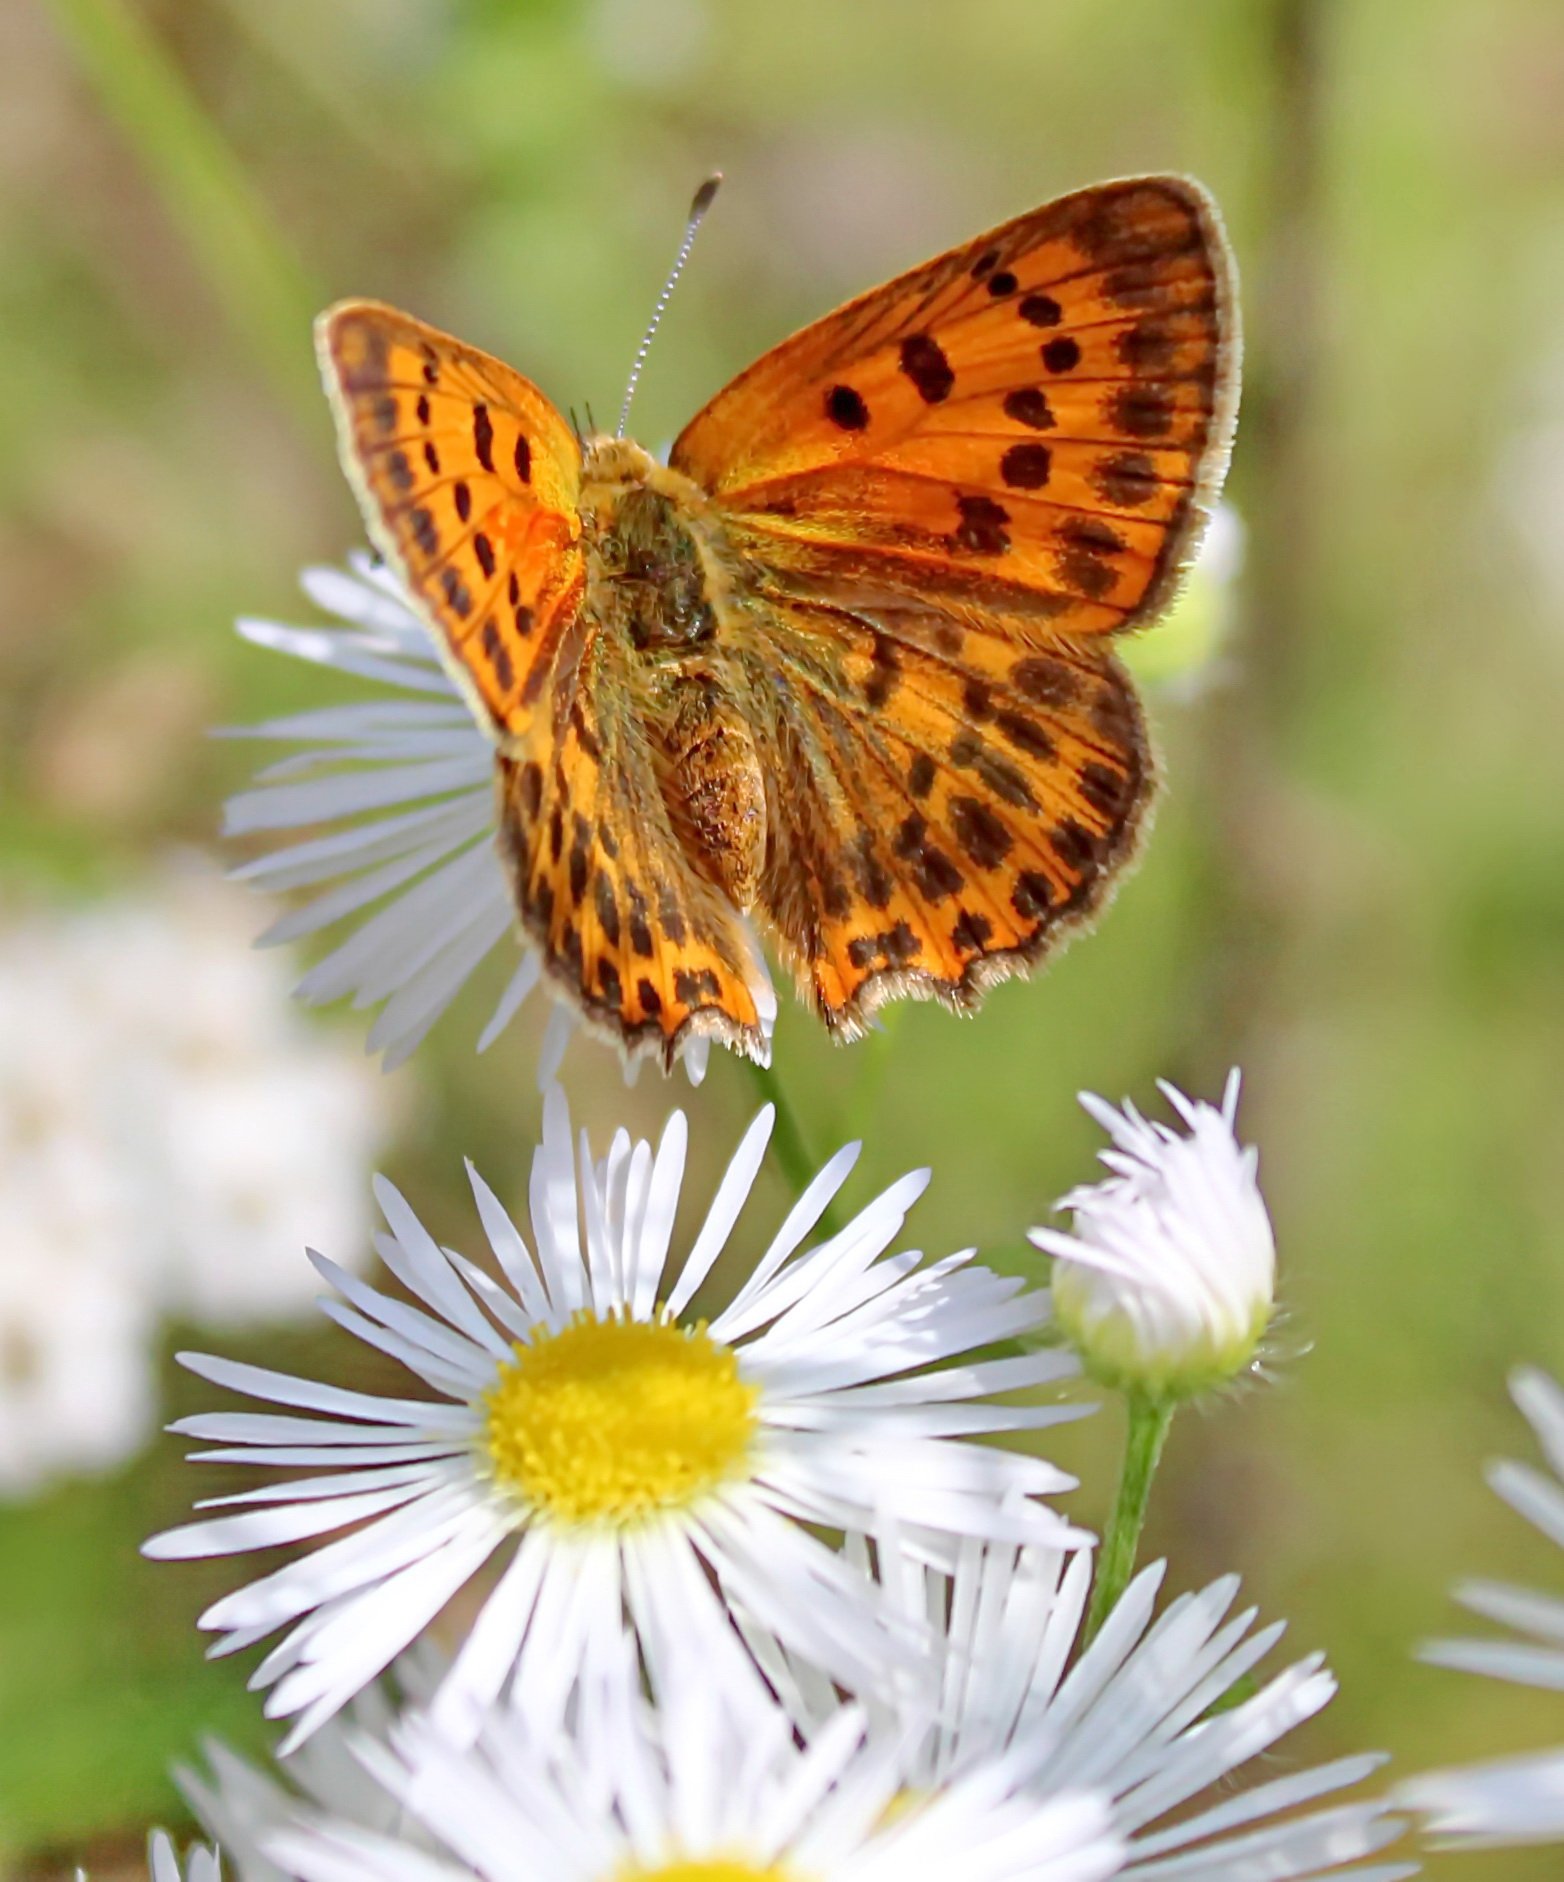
[317,176,1239,1071]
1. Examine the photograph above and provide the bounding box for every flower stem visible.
[1083,1392,1176,1645]
[742,1057,845,1238]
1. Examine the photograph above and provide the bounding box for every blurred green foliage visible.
[4,0,1564,1874]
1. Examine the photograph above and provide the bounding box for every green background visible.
[4,0,1564,1875]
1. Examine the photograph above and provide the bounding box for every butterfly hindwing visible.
[494,622,772,1067]
[317,301,587,736]
[674,177,1237,639]
[736,595,1148,1031]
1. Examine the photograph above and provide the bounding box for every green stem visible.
[742,1057,846,1240]
[1083,1393,1176,1645]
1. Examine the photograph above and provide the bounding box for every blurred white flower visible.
[180,1652,445,1882]
[1029,1073,1274,1401]
[146,1088,1084,1749]
[0,868,394,1493]
[148,1831,223,1882]
[1120,501,1245,698]
[226,556,773,1083]
[0,1194,153,1496]
[758,1537,1411,1881]
[1492,350,1564,616]
[268,1643,1123,1882]
[1401,1366,1564,1847]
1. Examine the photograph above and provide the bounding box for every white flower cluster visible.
[140,1075,1416,1882]
[0,868,393,1495]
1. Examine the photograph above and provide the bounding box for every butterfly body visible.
[318,176,1239,1069]
[569,437,770,909]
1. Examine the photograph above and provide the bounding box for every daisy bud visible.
[1030,1071,1275,1402]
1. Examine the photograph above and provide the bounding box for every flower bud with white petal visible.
[1030,1071,1275,1401]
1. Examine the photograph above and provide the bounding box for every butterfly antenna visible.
[617,172,722,440]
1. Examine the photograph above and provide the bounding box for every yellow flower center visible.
[879,1789,927,1827]
[483,1310,759,1527]
[620,1862,799,1882]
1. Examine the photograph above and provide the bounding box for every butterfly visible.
[316,175,1239,1072]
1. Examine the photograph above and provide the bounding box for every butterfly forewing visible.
[673,177,1237,637]
[317,301,587,735]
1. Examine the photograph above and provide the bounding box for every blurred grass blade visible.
[42,0,323,423]
[210,0,431,192]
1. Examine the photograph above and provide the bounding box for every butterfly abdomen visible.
[652,677,767,911]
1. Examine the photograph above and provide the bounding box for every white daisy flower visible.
[757,1537,1412,1881]
[1400,1366,1564,1847]
[144,1089,1087,1749]
[267,1644,1124,1882]
[1030,1074,1275,1401]
[224,555,774,1082]
[148,1831,224,1882]
[179,1650,448,1882]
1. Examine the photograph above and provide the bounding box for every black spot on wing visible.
[410,508,438,556]
[1019,293,1062,327]
[674,967,722,1006]
[953,493,1011,555]
[1011,658,1079,707]
[473,403,495,472]
[1000,443,1052,490]
[826,384,870,431]
[1109,385,1176,439]
[852,832,895,911]
[440,568,473,618]
[480,618,514,692]
[899,334,955,404]
[1093,449,1161,507]
[1003,388,1055,432]
[952,908,993,951]
[864,633,900,709]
